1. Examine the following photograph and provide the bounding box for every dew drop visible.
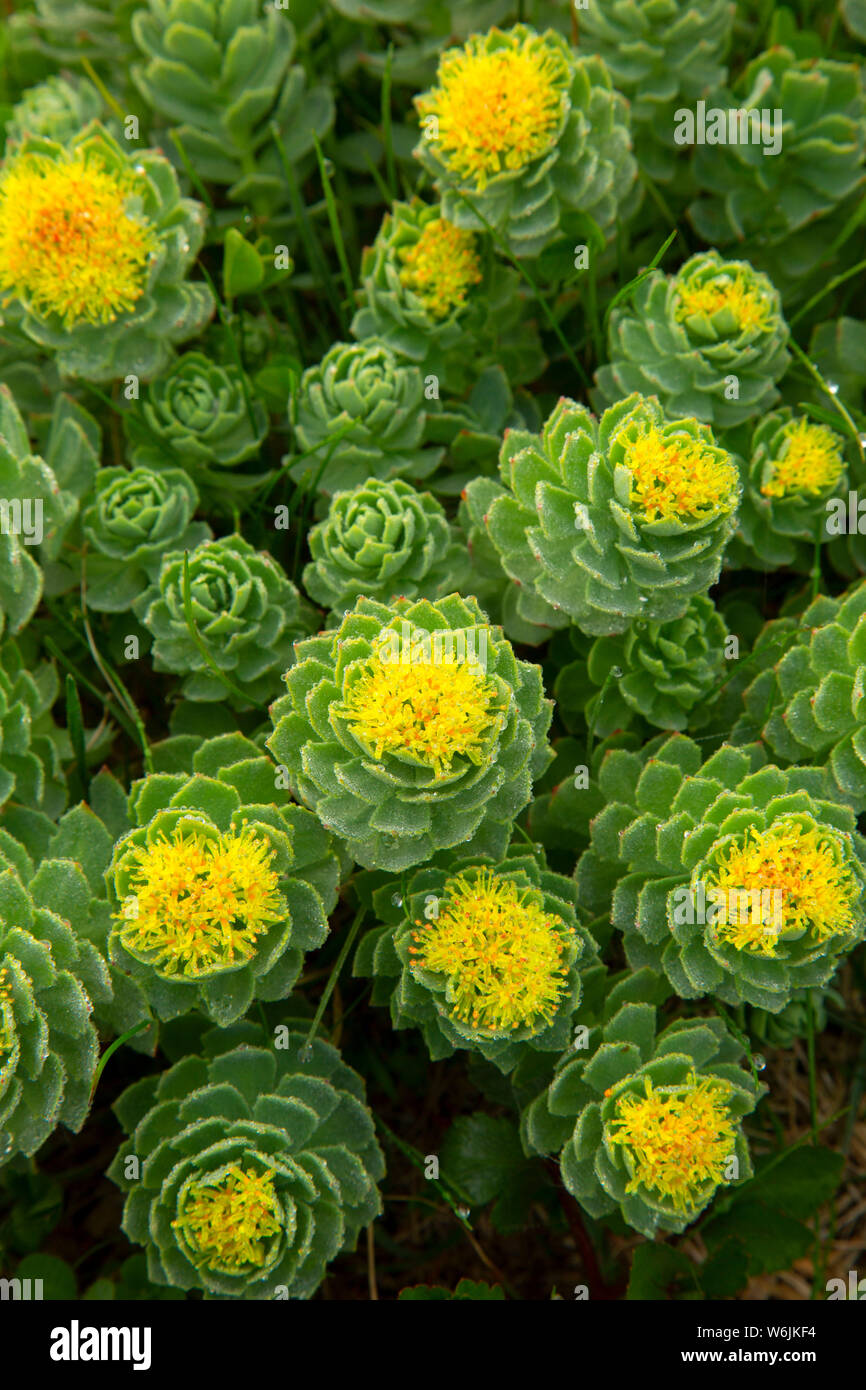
[391,894,403,907]
[753,1053,766,1072]
[611,666,623,678]
[827,381,840,395]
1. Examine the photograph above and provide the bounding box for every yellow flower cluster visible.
[398,217,482,319]
[337,649,504,780]
[416,31,569,187]
[0,149,156,327]
[173,1165,281,1275]
[761,418,844,498]
[674,270,773,334]
[410,869,569,1032]
[115,825,285,978]
[622,425,740,524]
[608,1074,737,1213]
[705,818,860,956]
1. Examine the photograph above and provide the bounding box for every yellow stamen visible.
[674,270,773,334]
[621,425,739,524]
[115,825,284,979]
[410,868,569,1032]
[760,418,844,498]
[704,818,860,956]
[416,30,570,188]
[398,217,482,319]
[0,149,156,327]
[173,1165,281,1275]
[0,966,11,1064]
[336,638,504,780]
[608,1073,736,1213]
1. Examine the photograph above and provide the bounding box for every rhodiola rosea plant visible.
[0,0,863,1318]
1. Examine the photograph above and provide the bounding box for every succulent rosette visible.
[354,845,599,1072]
[577,0,734,181]
[553,595,730,736]
[0,855,108,1167]
[577,734,866,1012]
[126,352,268,478]
[739,581,866,813]
[289,339,441,496]
[413,25,637,259]
[0,385,99,635]
[689,49,866,300]
[136,534,316,707]
[0,124,214,382]
[131,0,334,210]
[523,988,763,1237]
[350,199,544,391]
[724,410,848,572]
[302,478,469,617]
[108,1027,384,1298]
[105,733,344,1028]
[596,251,791,428]
[0,639,71,819]
[5,75,103,146]
[80,467,210,613]
[464,393,740,639]
[267,594,553,872]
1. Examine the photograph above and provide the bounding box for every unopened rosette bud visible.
[597,251,791,428]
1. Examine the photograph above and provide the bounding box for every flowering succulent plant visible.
[267,593,552,872]
[355,844,599,1072]
[723,410,848,572]
[105,733,344,1028]
[351,199,544,391]
[464,393,740,637]
[413,25,637,258]
[108,1026,384,1297]
[577,734,866,1012]
[0,124,214,381]
[5,75,103,147]
[523,986,764,1236]
[596,250,791,427]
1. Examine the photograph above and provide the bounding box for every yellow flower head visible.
[398,216,482,319]
[621,424,740,524]
[115,825,285,979]
[607,1073,737,1213]
[410,868,570,1033]
[416,29,570,188]
[173,1165,282,1275]
[0,148,157,327]
[704,817,860,956]
[760,418,844,499]
[337,637,504,780]
[674,269,773,335]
